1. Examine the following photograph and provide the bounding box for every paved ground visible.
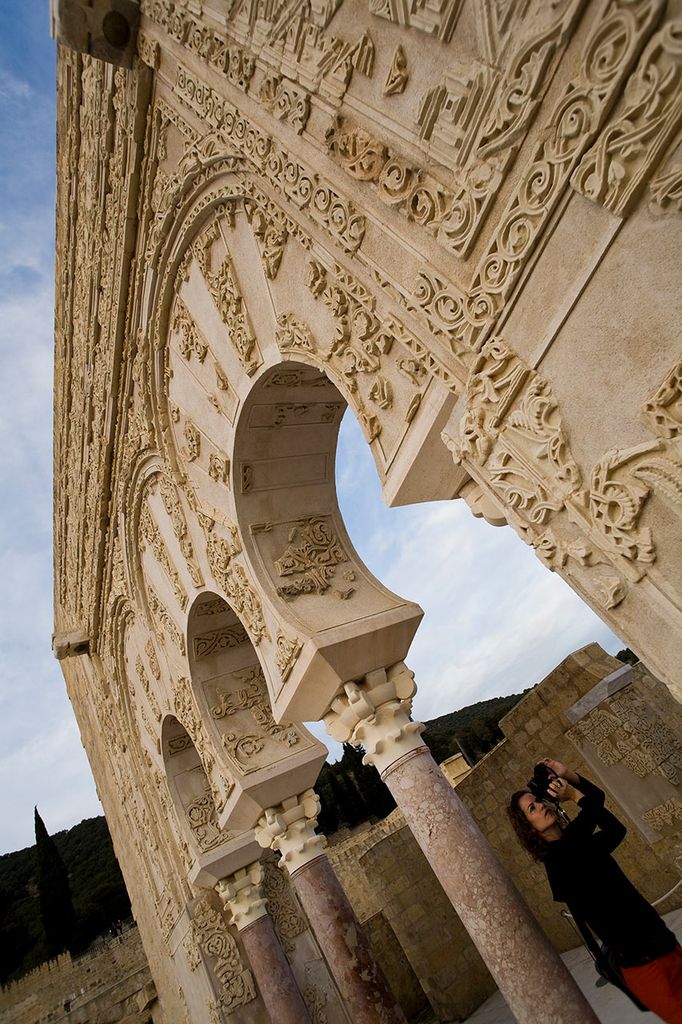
[414,909,682,1023]
[460,908,682,1024]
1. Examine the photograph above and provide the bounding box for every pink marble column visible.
[325,663,600,1024]
[384,746,599,1024]
[239,913,310,1024]
[292,852,406,1024]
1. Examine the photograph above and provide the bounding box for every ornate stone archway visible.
[53,2,682,1021]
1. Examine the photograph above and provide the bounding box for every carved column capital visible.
[323,663,425,775]
[216,862,268,930]
[254,791,326,875]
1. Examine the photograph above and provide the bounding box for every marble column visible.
[255,791,406,1024]
[324,663,600,1024]
[216,862,310,1024]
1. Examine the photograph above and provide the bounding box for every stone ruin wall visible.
[0,928,154,1024]
[327,643,682,1021]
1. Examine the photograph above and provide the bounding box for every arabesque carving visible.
[173,67,366,254]
[159,474,205,588]
[448,338,581,525]
[136,654,163,721]
[453,0,666,354]
[641,356,682,439]
[274,517,352,599]
[193,221,261,376]
[147,585,187,656]
[140,500,189,610]
[649,162,682,214]
[642,798,682,832]
[276,632,303,683]
[191,896,256,1013]
[568,687,682,785]
[173,297,209,364]
[276,313,317,354]
[262,859,307,955]
[202,514,269,645]
[194,623,250,659]
[259,74,310,134]
[572,20,682,216]
[187,784,226,852]
[589,440,682,566]
[211,666,300,748]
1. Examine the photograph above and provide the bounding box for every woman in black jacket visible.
[509,758,682,1022]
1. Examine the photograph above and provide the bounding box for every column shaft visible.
[292,853,406,1024]
[240,914,310,1024]
[384,747,599,1024]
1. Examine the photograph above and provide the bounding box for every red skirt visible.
[621,945,682,1024]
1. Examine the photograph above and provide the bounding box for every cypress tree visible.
[34,807,76,958]
[341,743,395,819]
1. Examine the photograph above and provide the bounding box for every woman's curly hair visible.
[507,789,561,862]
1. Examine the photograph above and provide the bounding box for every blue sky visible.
[0,6,621,855]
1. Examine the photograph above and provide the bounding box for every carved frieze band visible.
[331,3,583,258]
[453,0,666,354]
[173,67,366,254]
[446,338,682,609]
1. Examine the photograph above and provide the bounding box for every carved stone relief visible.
[211,665,301,754]
[147,584,187,656]
[262,859,307,955]
[193,219,262,377]
[274,516,354,600]
[201,515,270,646]
[641,355,682,439]
[454,0,666,355]
[159,474,205,588]
[140,497,189,610]
[191,896,256,1014]
[172,68,366,254]
[572,20,682,217]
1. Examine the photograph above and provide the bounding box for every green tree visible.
[341,743,395,818]
[34,808,76,958]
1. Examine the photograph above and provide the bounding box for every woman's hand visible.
[547,776,575,802]
[540,758,580,786]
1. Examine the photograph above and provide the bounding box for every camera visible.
[527,762,559,803]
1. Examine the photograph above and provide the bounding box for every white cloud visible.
[0,67,32,103]
[0,712,102,852]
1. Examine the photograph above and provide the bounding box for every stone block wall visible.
[0,927,154,1024]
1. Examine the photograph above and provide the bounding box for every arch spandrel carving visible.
[161,714,263,887]
[186,593,328,831]
[143,137,468,507]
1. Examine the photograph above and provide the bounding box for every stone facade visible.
[51,0,682,1021]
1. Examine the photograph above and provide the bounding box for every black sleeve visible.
[563,774,627,854]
